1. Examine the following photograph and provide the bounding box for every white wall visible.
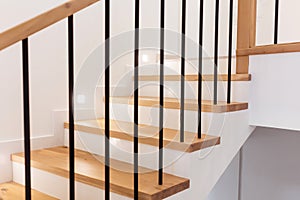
[0,0,104,182]
[249,52,300,131]
[240,127,300,200]
[0,0,68,140]
[208,126,300,200]
[256,0,300,45]
[0,0,241,142]
[0,0,71,183]
[206,152,240,200]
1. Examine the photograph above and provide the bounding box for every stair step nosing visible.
[109,96,248,113]
[64,119,221,153]
[12,147,190,200]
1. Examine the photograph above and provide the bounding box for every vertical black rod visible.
[22,38,32,200]
[227,0,233,104]
[198,0,204,139]
[159,0,165,185]
[274,0,279,44]
[134,0,140,199]
[105,0,110,199]
[180,0,186,143]
[213,0,219,105]
[68,15,75,200]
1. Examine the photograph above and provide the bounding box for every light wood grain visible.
[109,96,248,113]
[138,74,251,82]
[12,147,190,200]
[64,119,220,153]
[249,0,257,48]
[0,182,58,200]
[237,42,300,56]
[0,0,99,51]
[156,54,236,61]
[236,0,257,74]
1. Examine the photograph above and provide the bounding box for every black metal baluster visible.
[134,0,140,199]
[159,0,165,185]
[105,0,110,199]
[198,0,204,139]
[214,0,219,105]
[68,15,75,200]
[22,38,32,200]
[274,0,279,44]
[227,0,233,104]
[180,0,186,142]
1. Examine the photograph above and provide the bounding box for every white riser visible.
[13,162,131,200]
[62,110,254,200]
[137,81,249,102]
[109,103,228,133]
[137,58,237,75]
[102,77,250,102]
[64,130,192,172]
[100,59,244,102]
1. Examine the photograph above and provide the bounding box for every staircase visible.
[0,0,257,199]
[9,70,252,199]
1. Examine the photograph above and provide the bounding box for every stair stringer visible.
[164,110,255,200]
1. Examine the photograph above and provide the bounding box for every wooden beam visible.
[249,0,257,48]
[157,54,236,61]
[0,0,99,51]
[236,0,257,74]
[237,42,300,56]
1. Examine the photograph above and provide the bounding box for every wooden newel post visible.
[236,0,257,74]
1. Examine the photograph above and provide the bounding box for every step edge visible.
[64,120,221,153]
[11,148,190,199]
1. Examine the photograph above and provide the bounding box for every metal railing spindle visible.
[227,0,233,104]
[134,0,140,199]
[159,0,165,185]
[105,0,111,199]
[180,0,186,142]
[198,0,204,139]
[213,0,220,105]
[274,0,279,44]
[22,38,32,200]
[68,15,75,200]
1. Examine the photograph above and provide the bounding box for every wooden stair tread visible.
[12,147,190,200]
[110,96,248,113]
[138,74,251,81]
[0,182,58,200]
[64,119,220,153]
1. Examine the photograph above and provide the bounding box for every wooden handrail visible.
[236,0,300,59]
[0,0,99,51]
[237,42,300,56]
